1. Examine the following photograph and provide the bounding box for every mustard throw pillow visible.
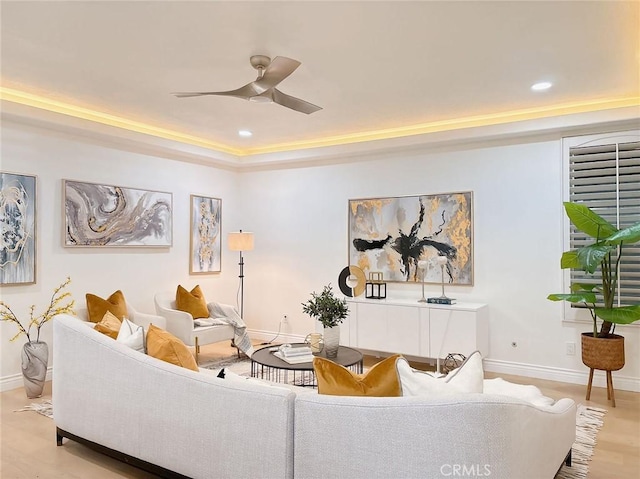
[93,310,122,339]
[175,285,209,319]
[146,324,199,372]
[86,290,128,323]
[313,354,402,397]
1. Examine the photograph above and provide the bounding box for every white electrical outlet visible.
[566,342,576,356]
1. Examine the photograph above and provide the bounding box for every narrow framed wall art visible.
[64,179,172,247]
[190,194,221,274]
[348,192,473,285]
[1,172,36,285]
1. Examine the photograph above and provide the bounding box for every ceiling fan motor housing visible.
[250,55,271,71]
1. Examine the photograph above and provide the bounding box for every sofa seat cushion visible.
[146,324,198,371]
[314,354,402,397]
[396,350,484,396]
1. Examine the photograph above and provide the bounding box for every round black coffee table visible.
[250,343,363,387]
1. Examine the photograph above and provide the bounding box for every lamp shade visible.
[228,231,254,251]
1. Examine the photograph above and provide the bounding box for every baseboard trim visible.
[0,367,52,393]
[483,358,640,393]
[247,328,305,345]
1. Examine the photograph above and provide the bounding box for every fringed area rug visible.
[556,404,607,479]
[202,355,317,386]
[201,355,252,375]
[14,399,53,418]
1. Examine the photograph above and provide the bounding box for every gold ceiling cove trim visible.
[245,96,640,155]
[1,87,638,158]
[0,87,242,156]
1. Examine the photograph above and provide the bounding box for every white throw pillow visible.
[483,378,555,407]
[116,318,145,353]
[396,350,484,397]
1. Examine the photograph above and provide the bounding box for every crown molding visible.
[2,86,638,171]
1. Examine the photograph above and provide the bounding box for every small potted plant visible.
[548,203,640,405]
[301,284,349,358]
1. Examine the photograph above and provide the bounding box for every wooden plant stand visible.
[582,333,625,408]
[586,368,617,407]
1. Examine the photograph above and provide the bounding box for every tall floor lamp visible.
[228,230,254,319]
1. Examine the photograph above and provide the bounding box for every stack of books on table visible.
[273,346,314,364]
[427,297,457,305]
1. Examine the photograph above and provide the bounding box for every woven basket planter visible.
[581,333,625,371]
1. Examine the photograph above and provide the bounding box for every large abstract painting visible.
[64,180,172,247]
[1,172,36,285]
[349,192,473,285]
[190,195,221,274]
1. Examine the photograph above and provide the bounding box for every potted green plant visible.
[301,284,349,358]
[548,202,640,405]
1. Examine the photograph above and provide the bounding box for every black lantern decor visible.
[365,272,387,300]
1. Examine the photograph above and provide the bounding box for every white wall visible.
[0,121,243,385]
[2,119,638,392]
[240,138,639,390]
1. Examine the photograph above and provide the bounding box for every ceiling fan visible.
[171,55,322,114]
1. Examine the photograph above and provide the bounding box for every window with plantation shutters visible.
[564,131,640,317]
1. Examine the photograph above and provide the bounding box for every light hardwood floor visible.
[1,341,639,478]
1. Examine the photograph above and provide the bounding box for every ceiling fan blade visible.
[254,56,301,92]
[172,82,262,100]
[272,88,322,114]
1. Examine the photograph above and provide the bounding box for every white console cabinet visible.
[342,298,489,361]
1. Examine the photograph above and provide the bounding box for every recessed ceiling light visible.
[531,81,553,91]
[238,130,252,137]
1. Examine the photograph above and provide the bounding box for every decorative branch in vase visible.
[1,277,75,398]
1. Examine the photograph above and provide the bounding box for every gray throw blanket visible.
[207,302,255,357]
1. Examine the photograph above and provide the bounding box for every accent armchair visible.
[154,292,236,363]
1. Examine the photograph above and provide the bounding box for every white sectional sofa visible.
[53,314,576,479]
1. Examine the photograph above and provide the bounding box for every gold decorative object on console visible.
[338,265,366,297]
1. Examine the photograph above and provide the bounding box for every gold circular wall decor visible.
[338,265,366,297]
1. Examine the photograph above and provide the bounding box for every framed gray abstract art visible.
[348,192,473,285]
[64,180,172,247]
[1,172,36,285]
[190,195,221,274]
